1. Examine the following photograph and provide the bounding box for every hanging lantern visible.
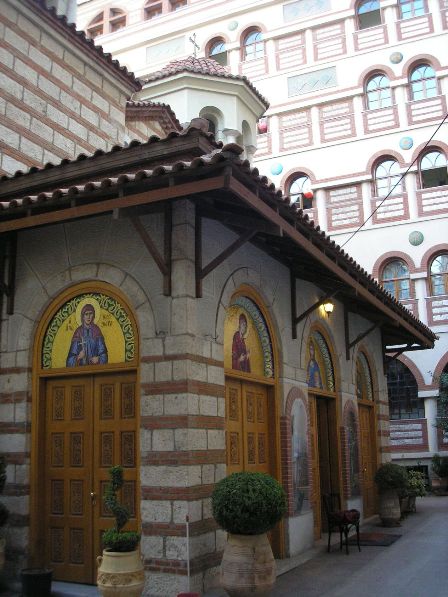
[257,119,268,134]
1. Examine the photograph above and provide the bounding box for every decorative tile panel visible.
[69,528,84,564]
[51,480,64,515]
[121,383,135,418]
[121,432,135,467]
[70,480,83,516]
[288,67,336,97]
[70,433,84,467]
[101,432,114,467]
[50,528,64,562]
[71,386,84,420]
[51,433,64,467]
[101,385,114,419]
[283,0,330,22]
[52,388,64,420]
[247,432,256,464]
[229,432,240,465]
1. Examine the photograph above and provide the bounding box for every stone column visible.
[222,128,241,145]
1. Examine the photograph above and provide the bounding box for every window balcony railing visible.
[389,418,429,452]
[426,294,448,326]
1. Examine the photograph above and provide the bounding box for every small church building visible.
[0,1,436,596]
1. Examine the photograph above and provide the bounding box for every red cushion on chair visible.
[331,509,360,524]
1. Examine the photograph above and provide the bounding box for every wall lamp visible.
[322,299,334,317]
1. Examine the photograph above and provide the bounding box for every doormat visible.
[348,532,401,546]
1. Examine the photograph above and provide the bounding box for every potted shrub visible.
[431,454,448,492]
[0,456,9,571]
[212,472,286,597]
[374,463,408,527]
[406,470,426,513]
[97,465,144,597]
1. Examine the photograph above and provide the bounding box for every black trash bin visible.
[21,568,53,597]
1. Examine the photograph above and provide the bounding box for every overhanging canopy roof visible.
[0,127,436,352]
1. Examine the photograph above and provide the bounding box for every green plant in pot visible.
[97,466,144,597]
[212,472,286,597]
[374,463,408,527]
[406,470,426,513]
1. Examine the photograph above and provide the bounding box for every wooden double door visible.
[43,372,138,584]
[359,403,376,518]
[225,380,271,476]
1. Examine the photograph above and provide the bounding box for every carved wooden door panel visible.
[225,381,244,475]
[308,396,321,539]
[225,381,269,474]
[94,374,139,563]
[359,404,376,518]
[242,383,270,474]
[45,373,138,584]
[45,377,94,583]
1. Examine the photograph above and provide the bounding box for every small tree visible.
[102,465,140,552]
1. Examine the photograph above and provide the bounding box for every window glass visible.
[387,360,423,419]
[430,253,448,296]
[399,0,425,19]
[289,175,313,209]
[209,39,227,66]
[420,151,448,188]
[375,159,402,197]
[382,260,410,300]
[366,74,392,109]
[144,1,163,20]
[357,0,381,30]
[410,64,437,101]
[244,30,264,61]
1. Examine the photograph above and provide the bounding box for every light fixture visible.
[323,299,334,317]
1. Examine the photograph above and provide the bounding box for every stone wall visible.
[0,199,389,595]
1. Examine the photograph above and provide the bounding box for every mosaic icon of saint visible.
[66,302,108,367]
[307,340,323,389]
[232,313,251,372]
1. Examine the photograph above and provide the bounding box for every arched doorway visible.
[356,351,377,518]
[223,291,282,554]
[306,330,339,539]
[31,282,140,584]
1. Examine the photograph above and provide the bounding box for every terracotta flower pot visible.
[221,532,276,597]
[97,549,145,597]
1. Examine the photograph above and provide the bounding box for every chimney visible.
[45,0,77,24]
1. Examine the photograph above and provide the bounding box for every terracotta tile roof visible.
[26,0,141,92]
[126,100,182,134]
[143,57,269,108]
[0,136,436,347]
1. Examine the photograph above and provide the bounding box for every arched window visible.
[208,38,227,66]
[357,0,381,30]
[387,360,423,419]
[243,29,264,61]
[381,259,410,300]
[366,74,392,110]
[288,174,313,210]
[430,253,448,296]
[374,159,402,197]
[410,64,437,101]
[399,0,425,20]
[170,0,187,11]
[144,0,162,20]
[420,150,448,188]
[86,8,126,38]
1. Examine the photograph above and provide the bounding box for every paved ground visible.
[271,494,448,597]
[2,495,447,596]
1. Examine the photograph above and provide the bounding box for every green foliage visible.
[374,463,408,492]
[432,453,448,478]
[0,456,9,528]
[102,465,140,552]
[436,372,448,432]
[407,470,426,497]
[212,472,286,535]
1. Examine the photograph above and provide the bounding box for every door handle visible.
[90,491,97,505]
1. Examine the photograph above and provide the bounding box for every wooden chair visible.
[322,493,361,555]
